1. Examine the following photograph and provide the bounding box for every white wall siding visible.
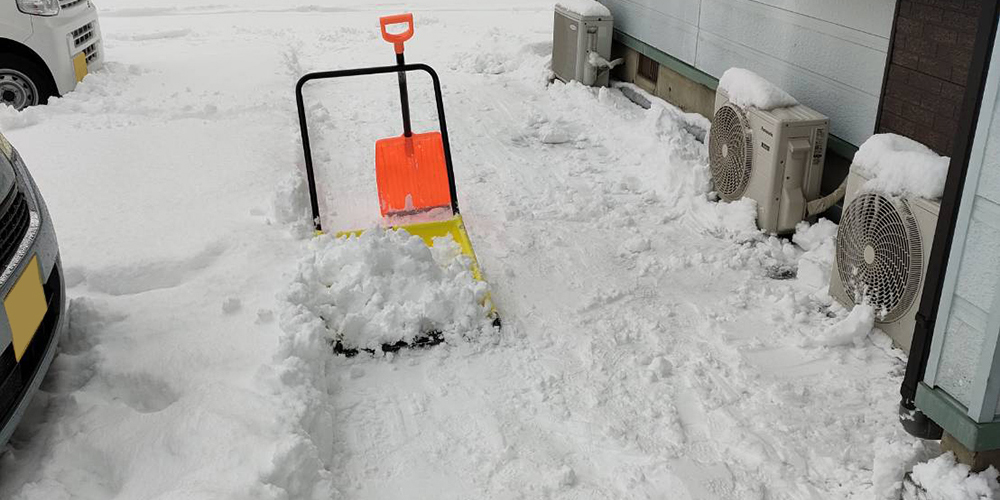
[922,33,1000,417]
[631,0,701,25]
[602,0,895,147]
[698,0,887,94]
[695,32,881,146]
[936,308,984,408]
[977,124,1000,204]
[953,212,1000,312]
[944,83,1000,358]
[934,210,1000,410]
[603,0,700,64]
[747,0,895,38]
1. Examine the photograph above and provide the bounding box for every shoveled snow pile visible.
[793,218,838,291]
[906,452,1000,500]
[282,228,494,352]
[718,67,798,111]
[612,81,712,141]
[805,303,875,347]
[872,438,933,500]
[853,133,950,199]
[555,0,610,16]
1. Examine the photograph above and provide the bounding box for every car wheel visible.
[0,55,55,111]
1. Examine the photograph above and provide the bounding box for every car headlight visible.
[16,0,61,16]
[0,131,42,210]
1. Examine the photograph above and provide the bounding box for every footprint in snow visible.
[102,371,180,414]
[83,242,227,296]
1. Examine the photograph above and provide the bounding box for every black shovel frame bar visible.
[295,63,460,232]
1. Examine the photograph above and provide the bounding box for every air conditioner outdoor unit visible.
[709,88,829,234]
[552,2,614,87]
[829,169,940,352]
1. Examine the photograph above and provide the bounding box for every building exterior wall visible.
[600,0,895,148]
[924,27,1000,419]
[877,0,984,156]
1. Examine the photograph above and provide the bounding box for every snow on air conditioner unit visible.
[829,134,947,353]
[709,69,830,234]
[552,1,618,87]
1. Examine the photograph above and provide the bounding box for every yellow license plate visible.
[73,52,88,82]
[4,256,47,362]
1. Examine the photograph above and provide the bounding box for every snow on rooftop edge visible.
[718,68,798,111]
[853,133,949,200]
[555,0,611,17]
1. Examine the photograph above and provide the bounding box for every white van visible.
[0,0,103,111]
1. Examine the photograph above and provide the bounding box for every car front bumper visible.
[0,258,64,448]
[28,4,104,96]
[0,147,66,449]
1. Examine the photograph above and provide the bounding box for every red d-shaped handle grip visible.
[380,13,414,54]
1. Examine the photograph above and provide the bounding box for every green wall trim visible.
[917,383,1000,451]
[612,29,861,159]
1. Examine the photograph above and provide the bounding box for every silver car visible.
[0,129,65,448]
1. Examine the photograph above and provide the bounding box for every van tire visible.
[0,54,56,111]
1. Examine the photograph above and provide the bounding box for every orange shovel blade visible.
[374,131,452,217]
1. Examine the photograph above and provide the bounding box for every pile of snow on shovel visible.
[282,228,496,352]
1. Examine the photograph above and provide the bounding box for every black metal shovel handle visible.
[294,63,459,232]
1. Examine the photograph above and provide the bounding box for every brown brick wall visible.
[877,0,983,156]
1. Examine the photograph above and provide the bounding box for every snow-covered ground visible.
[0,1,932,498]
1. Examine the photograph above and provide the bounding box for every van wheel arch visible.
[0,38,60,105]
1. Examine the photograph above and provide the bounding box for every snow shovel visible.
[373,13,456,219]
[294,13,499,355]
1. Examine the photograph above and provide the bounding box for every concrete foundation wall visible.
[654,62,716,119]
[616,45,714,118]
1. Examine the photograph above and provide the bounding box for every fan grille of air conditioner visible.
[836,192,923,322]
[709,104,753,201]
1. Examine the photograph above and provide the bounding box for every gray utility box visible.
[552,4,614,87]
